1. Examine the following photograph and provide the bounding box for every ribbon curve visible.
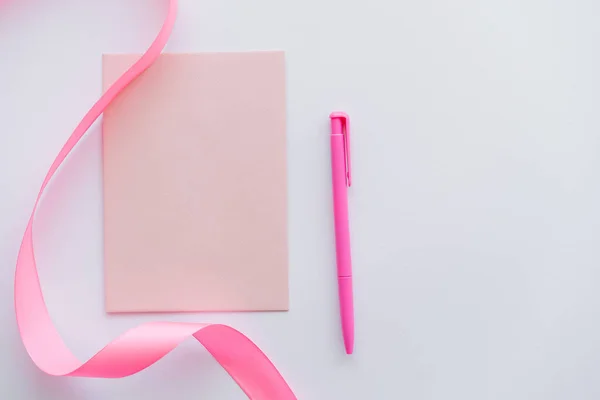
[13,1,297,398]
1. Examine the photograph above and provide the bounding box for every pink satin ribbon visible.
[14,1,297,398]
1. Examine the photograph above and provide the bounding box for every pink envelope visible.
[102,52,288,313]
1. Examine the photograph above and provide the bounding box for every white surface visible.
[2,0,600,399]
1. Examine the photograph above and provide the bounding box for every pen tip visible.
[345,343,354,355]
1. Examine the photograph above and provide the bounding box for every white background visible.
[2,0,600,399]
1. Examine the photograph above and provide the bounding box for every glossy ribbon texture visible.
[14,1,297,398]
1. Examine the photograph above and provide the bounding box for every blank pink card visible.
[102,52,288,313]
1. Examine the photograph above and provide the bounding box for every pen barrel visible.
[331,130,355,354]
[330,134,352,278]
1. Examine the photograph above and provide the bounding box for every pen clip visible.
[330,112,351,187]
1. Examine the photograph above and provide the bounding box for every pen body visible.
[330,118,354,354]
[330,133,352,278]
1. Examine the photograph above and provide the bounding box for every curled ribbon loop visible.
[14,1,297,398]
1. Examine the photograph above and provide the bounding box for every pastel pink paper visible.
[13,1,296,398]
[101,52,288,313]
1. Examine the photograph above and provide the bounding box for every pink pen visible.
[329,111,354,354]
